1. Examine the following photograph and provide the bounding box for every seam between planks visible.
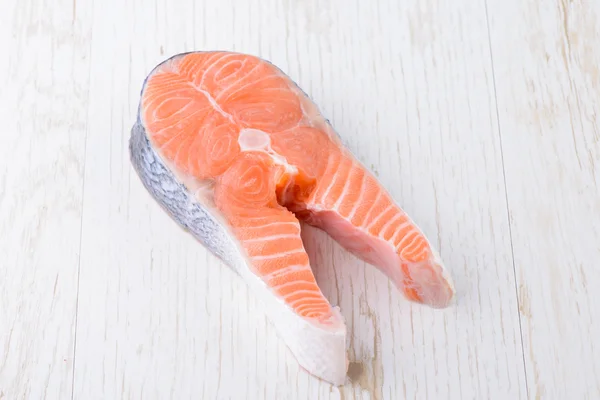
[70,0,95,396]
[483,0,530,398]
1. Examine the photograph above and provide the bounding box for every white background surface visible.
[1,0,599,399]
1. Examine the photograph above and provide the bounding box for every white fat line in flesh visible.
[262,264,312,281]
[180,51,222,79]
[316,154,341,204]
[276,69,329,134]
[154,107,208,140]
[321,156,353,209]
[158,112,213,158]
[240,215,280,223]
[366,204,394,231]
[215,70,272,103]
[243,233,300,243]
[271,151,297,176]
[245,221,299,231]
[332,160,355,210]
[194,52,232,86]
[401,232,428,256]
[143,82,187,108]
[390,221,413,246]
[251,248,305,261]
[402,245,428,262]
[377,212,403,239]
[191,84,237,127]
[318,172,339,206]
[150,95,197,124]
[299,101,313,127]
[290,84,317,127]
[397,229,419,251]
[273,68,314,123]
[360,191,383,229]
[293,301,331,311]
[270,278,319,291]
[215,58,260,87]
[347,173,367,221]
[286,291,330,306]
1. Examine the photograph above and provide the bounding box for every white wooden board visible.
[0,0,93,397]
[1,0,598,398]
[487,0,600,398]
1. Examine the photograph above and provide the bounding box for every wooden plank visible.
[72,0,526,398]
[486,0,600,398]
[0,0,92,398]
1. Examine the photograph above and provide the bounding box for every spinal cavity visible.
[237,128,311,206]
[238,128,297,173]
[238,128,271,151]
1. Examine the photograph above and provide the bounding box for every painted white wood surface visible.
[0,0,93,397]
[0,0,597,399]
[487,1,600,398]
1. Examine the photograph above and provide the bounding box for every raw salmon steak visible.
[129,51,455,385]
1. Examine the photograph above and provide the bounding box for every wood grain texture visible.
[487,0,600,398]
[2,0,597,398]
[0,0,92,397]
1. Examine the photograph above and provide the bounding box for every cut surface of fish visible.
[129,51,455,385]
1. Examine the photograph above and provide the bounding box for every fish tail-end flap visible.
[262,113,455,308]
[129,118,349,385]
[284,145,455,308]
[213,151,349,383]
[241,263,349,385]
[231,224,349,385]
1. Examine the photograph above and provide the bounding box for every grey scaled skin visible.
[129,119,239,270]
